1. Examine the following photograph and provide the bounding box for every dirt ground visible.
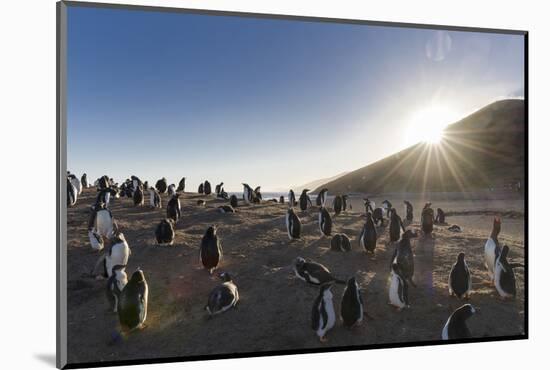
[66,188,525,365]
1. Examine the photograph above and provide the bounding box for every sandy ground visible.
[66,188,525,365]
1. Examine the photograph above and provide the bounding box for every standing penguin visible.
[359,212,378,254]
[204,180,212,195]
[92,203,114,238]
[435,208,446,224]
[421,202,434,235]
[285,208,302,240]
[442,304,476,340]
[198,183,204,194]
[403,200,413,223]
[88,229,104,252]
[106,265,127,313]
[254,186,262,202]
[215,182,224,196]
[155,218,175,246]
[288,189,296,207]
[333,195,343,215]
[242,183,254,204]
[118,268,148,331]
[382,200,393,218]
[200,226,223,274]
[342,195,351,211]
[389,208,406,242]
[484,217,501,279]
[293,257,345,285]
[95,187,118,208]
[156,177,168,194]
[81,173,88,188]
[340,277,364,327]
[449,252,472,299]
[67,178,77,207]
[166,193,181,222]
[148,187,161,208]
[205,272,239,315]
[167,184,176,197]
[229,194,238,208]
[279,196,285,204]
[330,233,352,252]
[104,229,131,279]
[495,245,523,299]
[319,207,332,237]
[68,174,82,195]
[299,189,313,211]
[390,230,417,287]
[176,177,186,192]
[389,263,409,310]
[133,184,144,206]
[316,188,328,207]
[311,284,336,342]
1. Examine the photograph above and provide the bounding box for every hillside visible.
[315,99,525,194]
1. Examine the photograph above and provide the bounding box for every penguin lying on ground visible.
[106,265,127,313]
[330,233,352,252]
[285,208,301,240]
[359,212,378,254]
[319,207,332,237]
[155,218,175,246]
[205,272,239,316]
[448,225,462,232]
[197,200,206,206]
[118,268,148,332]
[218,205,235,213]
[200,226,222,274]
[340,277,364,327]
[312,283,336,342]
[442,304,476,340]
[494,245,524,299]
[293,257,345,285]
[449,252,472,299]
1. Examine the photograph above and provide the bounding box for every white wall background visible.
[0,0,546,368]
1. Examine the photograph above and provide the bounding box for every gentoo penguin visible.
[293,257,345,285]
[148,187,161,208]
[382,200,393,218]
[372,207,384,226]
[88,229,104,251]
[333,195,343,215]
[133,184,144,206]
[288,189,296,207]
[319,207,332,237]
[104,228,131,278]
[215,182,224,196]
[205,272,239,315]
[342,195,351,211]
[198,183,204,194]
[98,175,110,190]
[316,188,328,207]
[166,193,181,222]
[93,203,114,238]
[484,217,501,279]
[197,200,206,206]
[167,184,176,197]
[285,208,301,240]
[389,208,406,242]
[95,187,117,208]
[449,252,472,299]
[81,173,88,188]
[340,277,363,327]
[403,200,413,223]
[421,202,434,235]
[330,233,352,252]
[311,283,336,342]
[155,218,175,246]
[442,304,476,340]
[200,226,222,274]
[130,175,141,191]
[218,205,235,213]
[299,189,312,211]
[279,196,285,204]
[156,177,168,194]
[495,245,523,299]
[68,174,82,195]
[390,230,417,287]
[176,177,186,192]
[106,265,127,313]
[67,178,77,206]
[389,263,409,310]
[435,208,446,224]
[118,268,148,331]
[242,183,254,204]
[229,195,238,208]
[254,186,262,203]
[204,180,212,195]
[218,188,229,200]
[448,224,462,232]
[359,212,378,254]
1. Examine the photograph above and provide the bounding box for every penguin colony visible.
[68,172,524,344]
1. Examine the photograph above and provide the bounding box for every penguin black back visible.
[166,194,181,222]
[340,277,363,327]
[333,195,343,215]
[200,226,222,273]
[443,304,475,340]
[229,194,238,208]
[299,189,311,211]
[118,269,148,331]
[319,207,332,236]
[449,252,471,298]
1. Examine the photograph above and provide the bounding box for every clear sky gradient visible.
[67,6,524,191]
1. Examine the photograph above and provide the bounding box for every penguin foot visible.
[319,336,328,343]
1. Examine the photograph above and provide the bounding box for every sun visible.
[406,105,459,145]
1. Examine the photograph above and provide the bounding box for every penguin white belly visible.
[359,230,366,249]
[317,294,335,337]
[96,211,113,238]
[355,289,364,323]
[105,192,111,207]
[389,272,406,308]
[484,239,497,277]
[494,262,513,298]
[88,230,104,251]
[149,192,155,207]
[106,242,130,277]
[442,318,450,339]
[318,213,323,234]
[285,214,292,240]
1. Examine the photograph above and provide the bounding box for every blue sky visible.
[67,6,524,191]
